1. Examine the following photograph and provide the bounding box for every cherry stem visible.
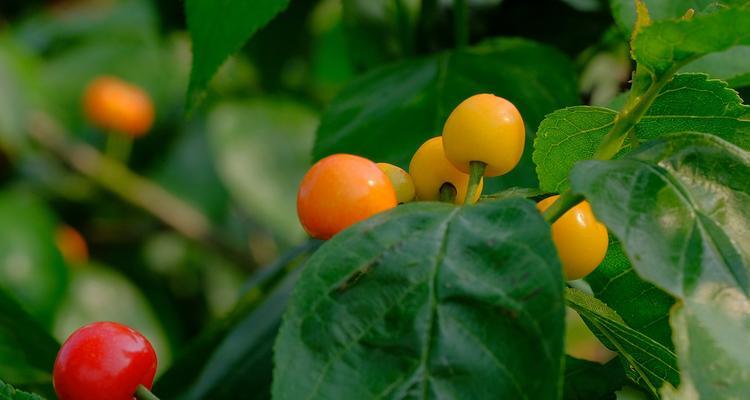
[463,161,485,205]
[135,385,160,400]
[542,190,583,224]
[439,183,457,203]
[105,132,133,164]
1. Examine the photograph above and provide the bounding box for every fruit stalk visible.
[135,385,161,400]
[463,161,485,204]
[542,190,583,224]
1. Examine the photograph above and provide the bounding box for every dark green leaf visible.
[534,73,750,191]
[314,37,579,192]
[185,0,290,110]
[0,288,59,389]
[180,268,301,400]
[274,199,565,399]
[341,0,419,70]
[154,241,319,399]
[0,379,45,400]
[566,288,679,397]
[586,238,675,348]
[564,356,626,400]
[570,132,750,396]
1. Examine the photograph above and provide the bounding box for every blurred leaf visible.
[0,189,68,326]
[566,288,679,398]
[274,199,565,399]
[341,0,420,70]
[53,264,171,373]
[561,0,603,12]
[571,132,750,397]
[185,0,290,111]
[0,37,42,155]
[0,288,59,390]
[155,240,319,399]
[0,379,45,400]
[534,73,750,192]
[564,356,626,400]
[311,19,356,100]
[14,0,158,51]
[586,239,675,349]
[151,121,230,223]
[208,100,317,242]
[314,37,579,192]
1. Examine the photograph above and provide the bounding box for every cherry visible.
[53,321,157,400]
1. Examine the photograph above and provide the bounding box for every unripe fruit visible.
[376,163,415,204]
[53,321,157,400]
[409,137,482,205]
[297,154,397,240]
[442,93,525,177]
[83,76,154,137]
[536,196,609,280]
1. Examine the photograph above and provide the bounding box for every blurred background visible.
[3,0,733,397]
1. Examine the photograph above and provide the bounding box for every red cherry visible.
[53,322,158,400]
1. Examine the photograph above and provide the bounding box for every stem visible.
[27,112,257,271]
[543,190,584,224]
[464,161,485,205]
[135,385,160,400]
[105,133,133,163]
[439,183,457,203]
[453,0,469,48]
[592,63,685,160]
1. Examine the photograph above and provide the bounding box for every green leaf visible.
[609,0,744,35]
[571,132,750,297]
[0,288,59,389]
[534,73,750,192]
[586,238,675,348]
[565,288,679,397]
[631,6,750,81]
[610,0,750,87]
[570,132,750,396]
[208,100,318,242]
[274,199,565,399]
[662,296,750,399]
[0,380,45,400]
[564,356,626,400]
[681,47,750,87]
[0,189,68,326]
[185,0,290,110]
[314,37,579,192]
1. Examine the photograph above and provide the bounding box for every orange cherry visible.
[83,76,154,137]
[297,154,397,240]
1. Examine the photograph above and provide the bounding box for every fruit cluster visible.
[297,93,608,280]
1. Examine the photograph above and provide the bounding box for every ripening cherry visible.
[536,195,609,280]
[297,154,397,240]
